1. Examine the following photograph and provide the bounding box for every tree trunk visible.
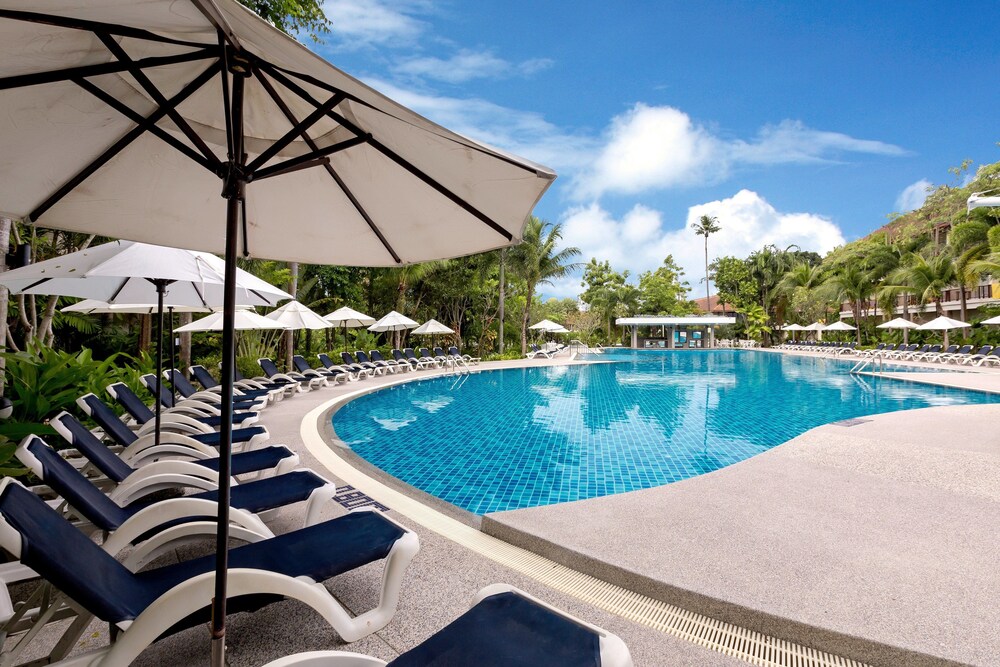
[284,262,298,370]
[178,312,193,371]
[37,295,59,344]
[138,314,152,353]
[521,286,533,355]
[959,285,968,338]
[704,237,710,305]
[0,217,11,395]
[853,301,862,345]
[498,250,505,354]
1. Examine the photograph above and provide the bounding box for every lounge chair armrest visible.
[108,470,221,505]
[102,498,272,562]
[135,414,213,437]
[168,401,224,417]
[260,651,386,666]
[120,432,219,461]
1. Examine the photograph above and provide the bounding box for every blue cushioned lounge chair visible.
[356,350,395,374]
[77,394,286,475]
[260,584,632,667]
[156,370,266,413]
[0,478,418,667]
[370,349,410,372]
[962,345,995,365]
[293,354,350,384]
[449,346,480,365]
[259,357,326,390]
[106,381,259,432]
[342,351,384,375]
[318,352,370,378]
[189,364,286,402]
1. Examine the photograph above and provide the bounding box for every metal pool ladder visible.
[850,356,884,374]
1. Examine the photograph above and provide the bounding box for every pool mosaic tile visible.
[332,350,1000,515]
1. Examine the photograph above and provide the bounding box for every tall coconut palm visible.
[509,217,582,353]
[691,215,721,306]
[887,251,957,317]
[824,265,873,344]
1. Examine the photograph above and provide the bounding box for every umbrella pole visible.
[151,279,168,450]
[168,307,176,408]
[212,57,248,667]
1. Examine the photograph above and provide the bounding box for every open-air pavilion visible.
[616,315,737,349]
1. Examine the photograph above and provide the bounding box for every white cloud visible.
[323,0,430,47]
[574,104,908,199]
[360,78,595,172]
[545,190,846,300]
[895,178,933,212]
[393,49,553,84]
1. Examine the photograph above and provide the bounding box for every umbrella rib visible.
[188,0,242,50]
[0,9,212,48]
[0,47,218,91]
[97,33,220,166]
[260,64,514,242]
[264,63,551,176]
[249,136,365,181]
[30,60,222,222]
[255,71,402,264]
[73,78,217,174]
[245,91,346,173]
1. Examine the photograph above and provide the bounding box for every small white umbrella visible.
[411,318,454,348]
[265,300,331,330]
[529,319,563,331]
[877,317,919,345]
[980,314,1000,325]
[175,309,289,333]
[803,321,826,341]
[62,299,211,315]
[824,321,856,331]
[324,306,376,351]
[781,323,806,330]
[916,315,970,349]
[368,311,420,332]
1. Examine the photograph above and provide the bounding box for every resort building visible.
[838,277,999,322]
[692,294,739,318]
[616,315,736,348]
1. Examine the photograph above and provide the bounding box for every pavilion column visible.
[631,325,637,348]
[709,326,714,348]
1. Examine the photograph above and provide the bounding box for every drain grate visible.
[304,388,872,667]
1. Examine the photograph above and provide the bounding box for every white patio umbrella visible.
[916,315,970,348]
[324,306,376,351]
[0,1,555,658]
[780,323,805,341]
[529,319,563,331]
[968,192,1000,211]
[980,314,1000,325]
[877,317,919,345]
[175,309,288,332]
[0,240,290,446]
[368,311,419,332]
[411,318,454,348]
[824,321,856,331]
[803,321,826,341]
[264,300,331,330]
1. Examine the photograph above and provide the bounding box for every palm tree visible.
[388,260,447,348]
[825,265,873,344]
[887,251,957,317]
[509,217,582,353]
[691,215,721,306]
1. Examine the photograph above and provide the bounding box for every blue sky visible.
[311,1,1000,299]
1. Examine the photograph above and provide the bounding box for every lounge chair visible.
[449,345,480,364]
[910,344,944,362]
[961,345,995,365]
[56,409,289,488]
[75,396,287,474]
[433,346,460,365]
[107,381,259,432]
[356,350,396,374]
[322,352,369,377]
[261,585,632,667]
[974,347,1000,366]
[935,344,972,364]
[0,478,419,667]
[371,349,410,372]
[259,357,326,390]
[158,370,268,412]
[190,364,287,402]
[422,347,451,366]
[526,344,554,359]
[400,348,434,369]
[884,343,918,360]
[293,355,351,384]
[342,351,385,376]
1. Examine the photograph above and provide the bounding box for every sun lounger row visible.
[526,343,566,359]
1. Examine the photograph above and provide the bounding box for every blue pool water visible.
[331,350,1000,514]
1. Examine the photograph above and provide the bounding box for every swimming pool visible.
[331,350,1000,514]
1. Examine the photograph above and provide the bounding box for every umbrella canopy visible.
[0,2,554,660]
[529,319,563,331]
[781,323,806,331]
[548,325,570,333]
[980,314,1000,325]
[175,309,288,332]
[62,299,210,315]
[823,320,857,331]
[802,322,826,331]
[0,1,555,265]
[877,317,919,329]
[264,300,331,330]
[968,193,1000,211]
[323,306,376,328]
[369,311,419,332]
[916,315,970,349]
[0,241,291,307]
[411,319,454,335]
